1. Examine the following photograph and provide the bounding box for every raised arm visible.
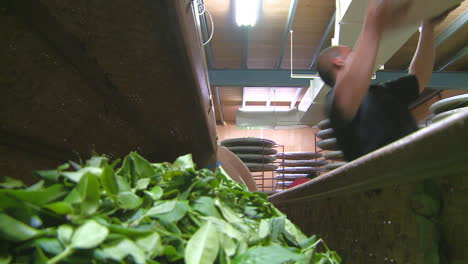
[333,0,411,121]
[409,22,436,93]
[409,7,459,93]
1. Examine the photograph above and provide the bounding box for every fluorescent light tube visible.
[235,0,261,27]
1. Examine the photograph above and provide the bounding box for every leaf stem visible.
[47,247,74,264]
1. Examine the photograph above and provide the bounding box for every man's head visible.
[317,45,353,87]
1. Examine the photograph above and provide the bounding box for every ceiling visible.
[202,0,468,123]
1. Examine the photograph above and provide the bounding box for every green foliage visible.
[0,152,341,263]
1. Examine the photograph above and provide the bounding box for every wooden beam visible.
[210,69,468,89]
[309,11,336,69]
[435,9,468,48]
[437,45,468,71]
[276,0,299,69]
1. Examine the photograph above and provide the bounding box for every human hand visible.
[367,0,414,32]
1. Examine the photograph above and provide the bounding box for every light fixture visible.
[235,0,261,27]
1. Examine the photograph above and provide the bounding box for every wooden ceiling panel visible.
[205,0,243,68]
[281,0,335,69]
[220,86,243,104]
[248,0,291,69]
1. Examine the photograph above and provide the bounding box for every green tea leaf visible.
[136,178,150,190]
[116,175,131,192]
[173,154,195,170]
[202,217,244,241]
[0,177,24,189]
[284,218,308,247]
[0,184,65,208]
[131,152,156,179]
[71,220,108,249]
[185,221,219,264]
[58,225,74,246]
[100,239,146,264]
[145,186,163,200]
[34,170,60,182]
[136,232,163,257]
[154,201,189,223]
[193,197,222,218]
[0,255,12,264]
[0,213,39,242]
[146,200,177,216]
[101,164,119,196]
[62,167,102,183]
[44,202,73,215]
[63,188,82,204]
[76,172,100,216]
[269,216,285,243]
[221,234,237,257]
[26,180,44,191]
[233,244,304,264]
[36,238,64,255]
[86,156,108,168]
[117,191,143,210]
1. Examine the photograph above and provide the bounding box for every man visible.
[317,0,457,161]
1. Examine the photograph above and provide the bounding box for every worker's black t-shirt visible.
[326,75,420,161]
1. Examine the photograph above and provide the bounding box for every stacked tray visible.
[430,94,468,124]
[221,138,278,172]
[274,151,326,185]
[316,119,347,172]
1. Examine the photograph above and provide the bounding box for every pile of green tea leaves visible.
[0,152,341,264]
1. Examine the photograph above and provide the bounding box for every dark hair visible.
[317,46,343,87]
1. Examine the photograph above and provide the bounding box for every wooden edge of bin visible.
[269,110,468,204]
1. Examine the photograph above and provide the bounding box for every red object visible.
[289,178,311,188]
